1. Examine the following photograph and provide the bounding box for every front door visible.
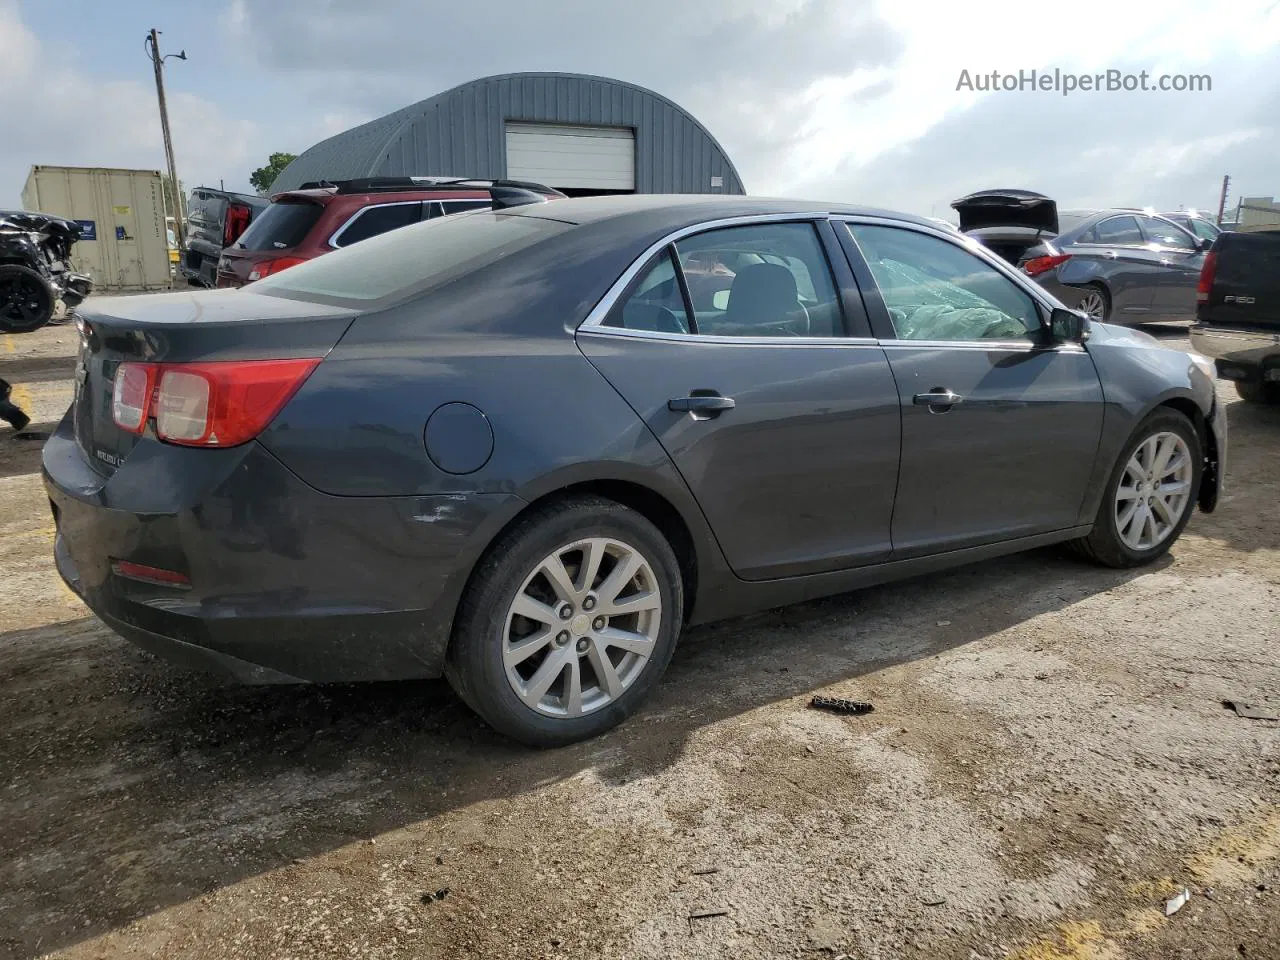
[577,219,902,581]
[1136,215,1206,322]
[840,220,1106,558]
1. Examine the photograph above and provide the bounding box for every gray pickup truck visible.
[1191,229,1280,404]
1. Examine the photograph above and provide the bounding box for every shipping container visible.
[20,165,172,293]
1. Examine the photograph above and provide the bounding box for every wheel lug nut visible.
[582,596,596,611]
[593,617,606,631]
[575,637,589,654]
[558,604,573,620]
[556,631,570,646]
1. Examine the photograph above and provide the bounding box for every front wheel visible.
[0,264,55,333]
[1070,409,1202,568]
[445,496,684,747]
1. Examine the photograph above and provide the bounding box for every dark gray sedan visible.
[954,191,1213,326]
[45,195,1225,747]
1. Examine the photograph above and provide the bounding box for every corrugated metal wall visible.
[272,73,745,195]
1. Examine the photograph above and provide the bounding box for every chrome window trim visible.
[577,327,880,348]
[576,212,841,335]
[328,201,425,249]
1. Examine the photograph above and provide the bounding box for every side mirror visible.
[1048,307,1090,343]
[1198,237,1214,252]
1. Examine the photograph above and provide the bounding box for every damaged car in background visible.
[0,210,93,333]
[953,189,1211,326]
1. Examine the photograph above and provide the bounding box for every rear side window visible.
[235,201,324,251]
[334,202,424,247]
[1092,216,1143,245]
[252,211,572,306]
[435,200,492,217]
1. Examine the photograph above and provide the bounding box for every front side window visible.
[1184,218,1220,241]
[335,203,424,247]
[1092,216,1144,245]
[845,223,1041,342]
[1137,216,1196,250]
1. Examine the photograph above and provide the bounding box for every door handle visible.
[913,388,964,410]
[1102,251,1118,259]
[669,394,735,417]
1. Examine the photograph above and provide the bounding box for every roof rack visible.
[294,176,563,196]
[288,176,565,211]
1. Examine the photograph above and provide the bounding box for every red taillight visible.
[112,560,191,588]
[111,358,320,448]
[247,256,307,282]
[1023,253,1071,277]
[223,204,252,248]
[1197,251,1218,304]
[112,362,157,433]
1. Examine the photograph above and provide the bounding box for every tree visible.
[249,152,298,195]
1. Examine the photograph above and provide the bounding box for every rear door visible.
[576,217,902,581]
[1135,215,1205,321]
[838,219,1105,558]
[1064,215,1161,319]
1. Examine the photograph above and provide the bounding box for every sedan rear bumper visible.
[43,412,521,683]
[1190,324,1280,380]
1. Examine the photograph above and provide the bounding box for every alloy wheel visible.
[1077,291,1106,322]
[0,277,43,325]
[1114,431,1193,551]
[503,537,662,718]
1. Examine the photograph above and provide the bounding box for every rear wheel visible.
[1070,409,1201,568]
[1076,284,1110,324]
[1235,380,1280,405]
[0,264,55,333]
[445,496,683,747]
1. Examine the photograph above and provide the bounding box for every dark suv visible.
[215,177,565,287]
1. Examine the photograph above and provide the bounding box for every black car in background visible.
[181,188,268,288]
[1191,228,1280,404]
[0,210,93,332]
[955,190,1212,325]
[46,195,1225,747]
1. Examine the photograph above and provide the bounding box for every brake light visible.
[112,362,157,433]
[223,203,252,248]
[1023,253,1071,277]
[248,256,307,282]
[110,358,320,447]
[1197,251,1218,304]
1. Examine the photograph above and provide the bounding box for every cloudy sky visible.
[3,0,1278,218]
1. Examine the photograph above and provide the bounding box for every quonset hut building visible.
[270,72,746,197]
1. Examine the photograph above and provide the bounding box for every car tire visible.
[1076,284,1111,324]
[0,264,55,333]
[445,496,684,748]
[1069,409,1202,569]
[1235,380,1280,405]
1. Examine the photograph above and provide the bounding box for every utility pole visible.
[145,29,187,248]
[1216,174,1230,225]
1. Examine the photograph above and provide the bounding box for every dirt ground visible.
[1,321,1278,960]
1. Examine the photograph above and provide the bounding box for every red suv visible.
[215,177,565,287]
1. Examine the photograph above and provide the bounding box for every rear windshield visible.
[251,211,573,307]
[235,200,324,252]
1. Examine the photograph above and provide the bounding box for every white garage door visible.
[504,123,636,192]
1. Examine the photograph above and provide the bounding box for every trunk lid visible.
[952,189,1059,234]
[72,288,356,477]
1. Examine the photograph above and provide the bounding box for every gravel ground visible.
[1,321,1278,960]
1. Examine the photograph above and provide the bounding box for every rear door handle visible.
[669,394,735,417]
[913,388,964,409]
